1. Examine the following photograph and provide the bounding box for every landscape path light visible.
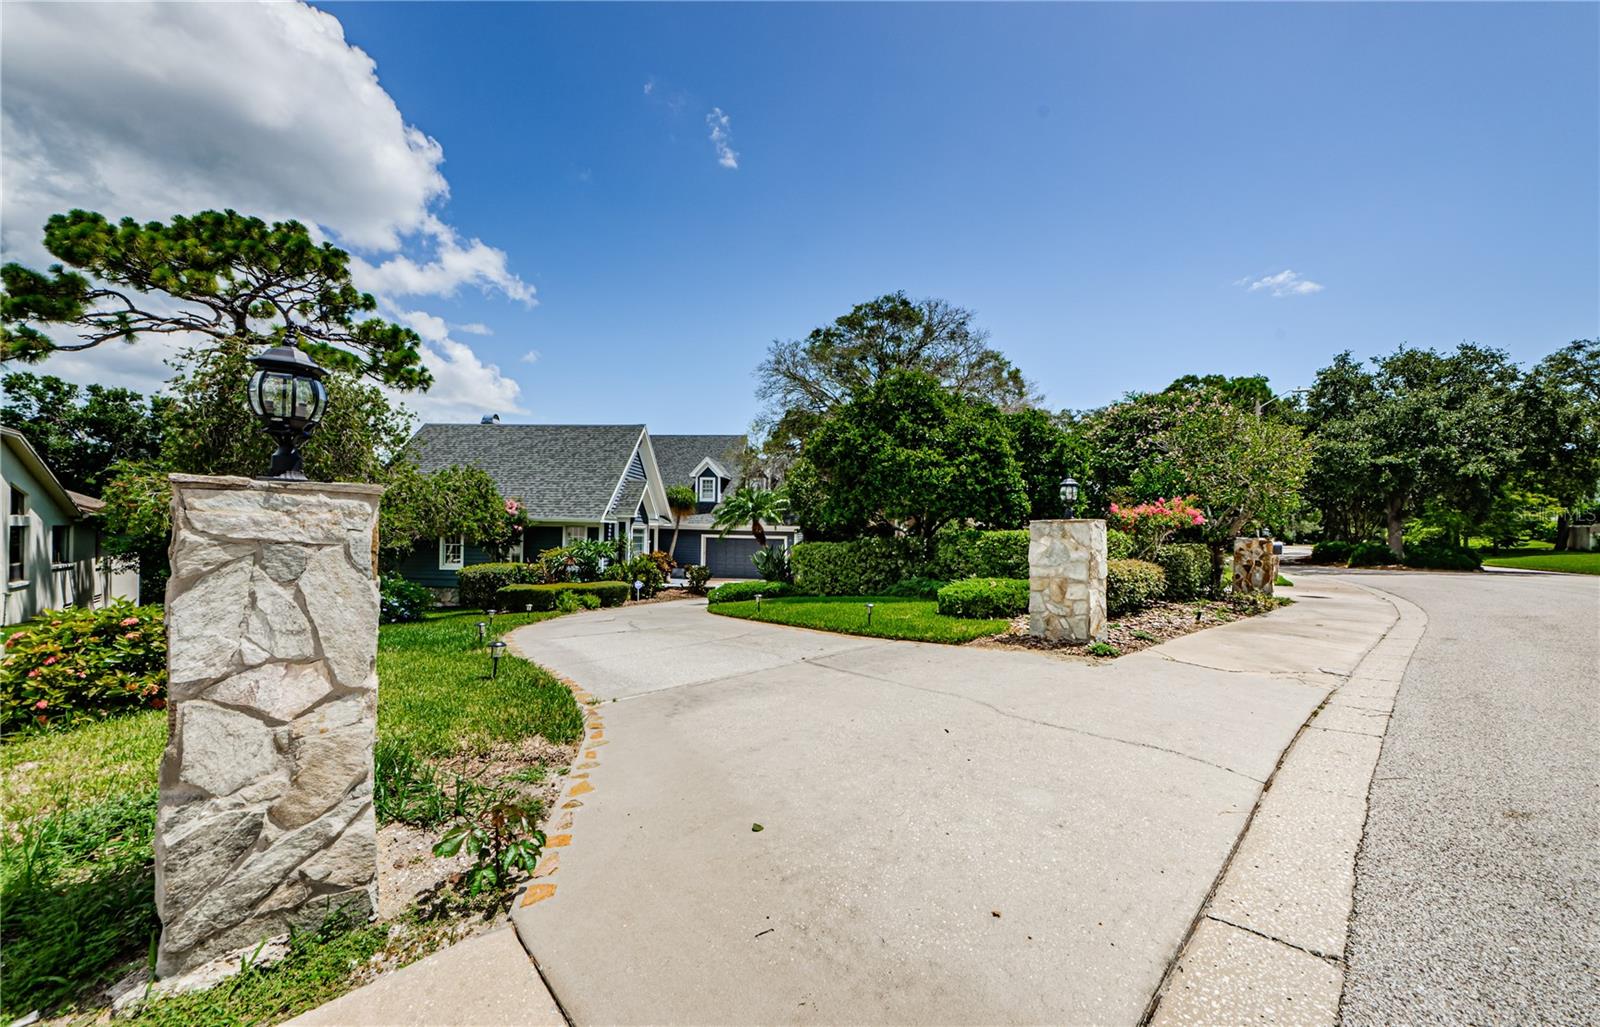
[488,640,507,678]
[1059,477,1080,519]
[475,621,487,644]
[247,330,329,480]
[755,592,763,611]
[634,580,644,601]
[866,602,875,626]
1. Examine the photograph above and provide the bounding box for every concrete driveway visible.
[507,580,1398,1025]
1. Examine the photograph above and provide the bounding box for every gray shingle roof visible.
[651,434,748,489]
[405,423,644,522]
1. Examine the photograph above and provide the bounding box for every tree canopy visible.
[0,371,170,494]
[1,209,431,389]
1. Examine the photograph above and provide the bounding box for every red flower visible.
[151,698,167,710]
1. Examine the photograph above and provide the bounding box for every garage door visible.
[705,537,784,579]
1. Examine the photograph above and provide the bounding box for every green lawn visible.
[1,607,583,1022]
[1478,549,1600,575]
[709,595,1009,644]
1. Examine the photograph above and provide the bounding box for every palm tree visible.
[666,484,697,562]
[712,484,787,546]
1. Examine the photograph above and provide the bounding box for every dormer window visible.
[698,474,719,502]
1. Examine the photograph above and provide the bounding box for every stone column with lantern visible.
[155,339,384,976]
[1028,477,1108,644]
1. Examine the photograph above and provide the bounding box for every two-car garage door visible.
[704,537,786,579]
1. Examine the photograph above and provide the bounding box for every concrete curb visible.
[1146,579,1428,1026]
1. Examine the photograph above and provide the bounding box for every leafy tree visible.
[1163,374,1284,417]
[378,462,512,562]
[711,485,788,547]
[1515,340,1600,549]
[755,292,1037,456]
[1004,407,1089,521]
[665,484,698,558]
[1078,391,1191,511]
[787,370,1029,547]
[0,372,169,493]
[1,209,430,388]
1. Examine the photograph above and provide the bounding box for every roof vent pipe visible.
[481,414,500,424]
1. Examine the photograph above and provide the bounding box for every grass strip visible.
[708,595,1008,644]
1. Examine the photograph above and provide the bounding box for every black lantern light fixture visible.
[1059,477,1080,519]
[247,330,329,480]
[488,640,507,678]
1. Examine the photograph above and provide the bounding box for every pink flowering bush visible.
[1,599,166,730]
[1108,496,1206,559]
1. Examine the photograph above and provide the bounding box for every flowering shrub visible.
[380,574,436,624]
[1108,497,1206,559]
[1,600,166,730]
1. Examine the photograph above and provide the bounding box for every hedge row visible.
[706,580,805,604]
[495,581,631,611]
[935,577,1028,619]
[458,562,541,609]
[790,529,1029,596]
[1107,559,1167,615]
[1152,543,1212,600]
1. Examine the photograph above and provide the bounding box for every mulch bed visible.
[969,596,1286,659]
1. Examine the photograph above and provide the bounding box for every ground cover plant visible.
[709,595,1008,643]
[0,608,582,1021]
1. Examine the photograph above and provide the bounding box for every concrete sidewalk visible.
[501,577,1396,1025]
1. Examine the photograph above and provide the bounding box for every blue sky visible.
[7,3,1597,430]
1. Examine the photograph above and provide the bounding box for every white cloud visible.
[455,322,492,336]
[1236,269,1325,297]
[643,79,655,95]
[521,349,541,364]
[393,310,527,422]
[706,107,739,169]
[0,1,532,410]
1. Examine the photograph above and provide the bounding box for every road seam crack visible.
[1204,914,1345,965]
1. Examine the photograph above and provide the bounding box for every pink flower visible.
[120,617,140,627]
[43,655,57,665]
[34,699,48,710]
[27,669,40,678]
[505,498,522,514]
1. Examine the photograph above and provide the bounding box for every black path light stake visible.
[487,608,497,624]
[1059,477,1080,519]
[247,329,329,481]
[475,621,487,644]
[866,602,875,627]
[524,604,533,613]
[755,592,763,612]
[488,640,507,678]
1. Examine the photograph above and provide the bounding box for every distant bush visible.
[931,529,1029,580]
[380,575,435,624]
[458,562,540,609]
[935,577,1028,619]
[1107,559,1167,616]
[555,590,603,613]
[1310,540,1354,564]
[1153,543,1213,600]
[1106,528,1134,561]
[607,553,665,598]
[1347,541,1394,567]
[883,576,950,599]
[1,600,166,730]
[685,565,712,594]
[495,581,630,611]
[1400,540,1482,571]
[706,580,804,604]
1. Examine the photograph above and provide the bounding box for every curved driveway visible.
[508,580,1397,1025]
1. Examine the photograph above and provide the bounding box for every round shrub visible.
[1347,541,1394,567]
[1107,559,1167,616]
[380,574,435,624]
[706,580,803,604]
[2,600,166,730]
[935,577,1028,619]
[1106,528,1134,561]
[1153,543,1213,600]
[458,562,541,609]
[883,576,950,599]
[1400,540,1482,570]
[1310,540,1354,564]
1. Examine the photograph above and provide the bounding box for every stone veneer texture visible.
[155,475,382,976]
[1028,519,1108,643]
[1231,537,1278,596]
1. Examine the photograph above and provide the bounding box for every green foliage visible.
[495,581,630,612]
[379,575,435,624]
[709,595,1008,644]
[711,484,788,546]
[0,372,169,494]
[610,553,666,598]
[534,539,617,583]
[1,710,163,827]
[432,787,547,898]
[0,789,160,1018]
[882,577,950,598]
[1079,391,1192,511]
[1,209,429,388]
[1347,541,1394,566]
[1004,407,1089,521]
[706,580,804,604]
[685,564,712,594]
[373,738,449,827]
[930,528,1029,580]
[935,577,1028,619]
[1,601,166,731]
[787,370,1030,542]
[1086,642,1122,658]
[1516,340,1600,545]
[750,545,792,583]
[555,591,602,613]
[1107,559,1168,615]
[1106,528,1134,560]
[1310,540,1354,564]
[379,462,512,558]
[1479,549,1600,575]
[1399,539,1483,571]
[1151,544,1213,600]
[790,537,920,595]
[458,562,541,609]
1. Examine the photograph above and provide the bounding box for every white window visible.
[6,486,26,583]
[698,475,718,502]
[439,535,465,570]
[51,525,70,566]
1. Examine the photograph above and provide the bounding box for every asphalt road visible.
[1336,570,1600,1026]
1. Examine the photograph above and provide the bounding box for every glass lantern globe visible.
[247,341,329,480]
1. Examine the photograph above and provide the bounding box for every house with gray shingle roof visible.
[391,422,798,594]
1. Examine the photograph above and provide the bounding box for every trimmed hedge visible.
[1106,528,1134,561]
[931,529,1028,581]
[1107,559,1167,615]
[883,576,950,598]
[1401,540,1482,570]
[495,581,630,611]
[1347,541,1393,567]
[936,577,1028,619]
[1310,540,1353,564]
[790,538,918,595]
[1153,543,1213,600]
[458,562,540,609]
[706,580,805,604]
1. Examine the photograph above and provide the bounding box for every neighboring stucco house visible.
[2,427,140,626]
[392,421,797,595]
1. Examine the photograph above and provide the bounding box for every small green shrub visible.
[1107,558,1167,615]
[686,565,712,594]
[1400,540,1482,570]
[373,738,448,827]
[1347,541,1393,566]
[494,581,630,611]
[609,553,665,598]
[931,529,1029,580]
[883,576,950,598]
[706,580,804,604]
[555,591,602,613]
[458,562,540,608]
[1086,641,1121,658]
[751,546,792,583]
[935,577,1028,619]
[1152,543,1212,600]
[433,786,547,898]
[1106,528,1134,561]
[1,600,166,731]
[379,575,435,624]
[1310,540,1354,564]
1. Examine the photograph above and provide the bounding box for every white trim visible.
[438,535,465,570]
[600,427,650,521]
[689,455,731,481]
[697,474,719,503]
[635,432,672,525]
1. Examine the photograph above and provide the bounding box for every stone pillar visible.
[156,475,382,977]
[1231,537,1277,595]
[1028,519,1107,643]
